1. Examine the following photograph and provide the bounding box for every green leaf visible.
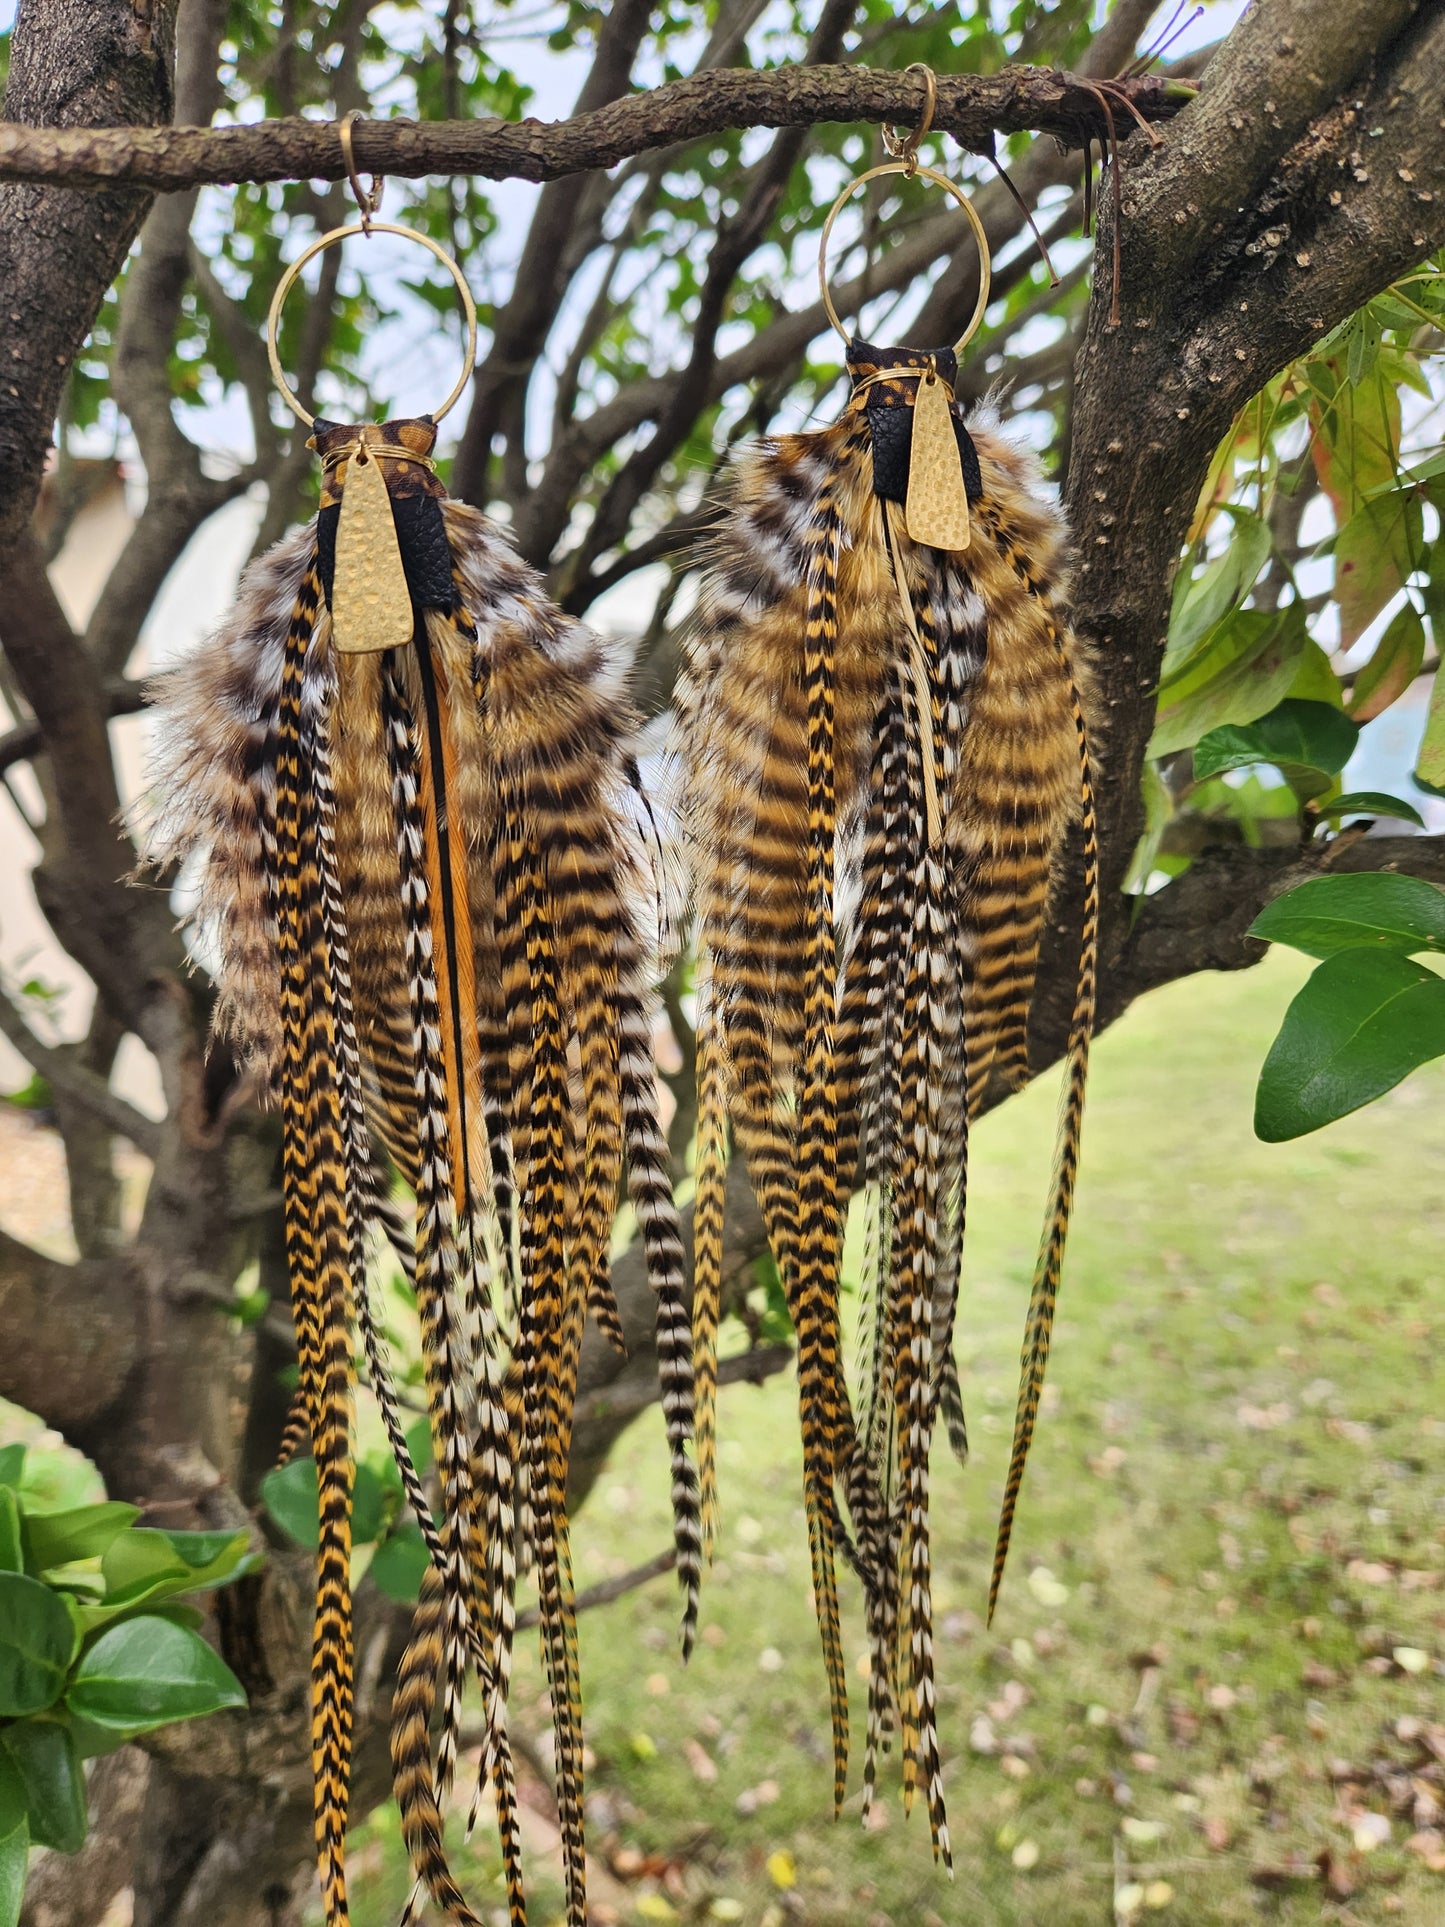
[1,1723,86,1853]
[0,1448,24,1489]
[0,1752,24,1841]
[1285,637,1344,706]
[1310,790,1426,829]
[1348,603,1426,724]
[155,1530,258,1589]
[3,1076,50,1113]
[261,1458,383,1551]
[1413,666,1445,795]
[0,1805,27,1927]
[1193,699,1358,795]
[95,1527,258,1619]
[1250,873,1445,958]
[369,1520,430,1604]
[1150,607,1307,757]
[65,1617,246,1736]
[0,1573,78,1716]
[1164,510,1273,678]
[1256,948,1445,1140]
[0,1493,22,1575]
[64,1715,134,1761]
[97,1531,189,1609]
[1334,491,1425,648]
[23,1502,141,1575]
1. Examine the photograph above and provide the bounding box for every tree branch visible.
[0,1225,136,1430]
[1023,0,1445,1075]
[0,678,149,774]
[0,67,1193,194]
[1108,833,1445,1032]
[0,534,179,1030]
[550,0,861,603]
[450,0,656,506]
[0,986,161,1158]
[0,0,176,550]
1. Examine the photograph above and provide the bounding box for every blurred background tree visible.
[0,1,1442,1922]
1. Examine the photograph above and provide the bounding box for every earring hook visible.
[880,62,937,178]
[338,109,383,233]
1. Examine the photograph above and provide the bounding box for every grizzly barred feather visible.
[143,434,698,1927]
[669,369,1097,1859]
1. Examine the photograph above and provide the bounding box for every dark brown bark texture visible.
[0,64,1189,191]
[0,3,1443,1922]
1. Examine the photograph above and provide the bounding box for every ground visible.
[338,949,1445,1927]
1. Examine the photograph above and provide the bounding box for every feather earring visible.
[670,110,1097,1859]
[144,170,698,1927]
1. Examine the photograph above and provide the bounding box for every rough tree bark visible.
[0,3,1442,1923]
[1032,0,1445,1062]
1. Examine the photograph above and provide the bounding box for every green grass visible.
[346,952,1445,1926]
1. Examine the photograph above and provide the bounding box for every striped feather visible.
[670,363,1095,1849]
[144,433,709,1924]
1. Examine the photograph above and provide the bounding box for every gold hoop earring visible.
[265,219,478,428]
[817,160,993,356]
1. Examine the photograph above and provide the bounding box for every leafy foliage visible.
[0,1450,254,1924]
[1136,263,1445,877]
[262,1414,433,1605]
[1250,875,1445,1139]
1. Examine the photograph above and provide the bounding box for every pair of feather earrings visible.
[669,145,1098,1863]
[145,101,1095,1927]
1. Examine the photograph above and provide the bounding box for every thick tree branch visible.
[0,0,176,551]
[0,1225,137,1429]
[0,987,161,1158]
[0,67,1192,193]
[1021,0,1445,1075]
[1130,0,1424,284]
[1109,834,1445,1032]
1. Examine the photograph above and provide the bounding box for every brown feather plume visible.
[669,345,1096,1858]
[143,421,698,1927]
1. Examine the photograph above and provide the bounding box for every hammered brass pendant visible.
[331,442,413,653]
[905,366,970,552]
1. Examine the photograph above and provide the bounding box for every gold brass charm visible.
[331,444,413,653]
[905,366,970,551]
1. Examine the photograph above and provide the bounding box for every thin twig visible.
[515,1545,677,1631]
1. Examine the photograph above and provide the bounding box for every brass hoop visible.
[265,221,479,429]
[817,161,992,357]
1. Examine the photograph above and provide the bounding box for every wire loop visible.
[338,110,383,232]
[817,160,992,356]
[265,220,478,428]
[880,62,937,177]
